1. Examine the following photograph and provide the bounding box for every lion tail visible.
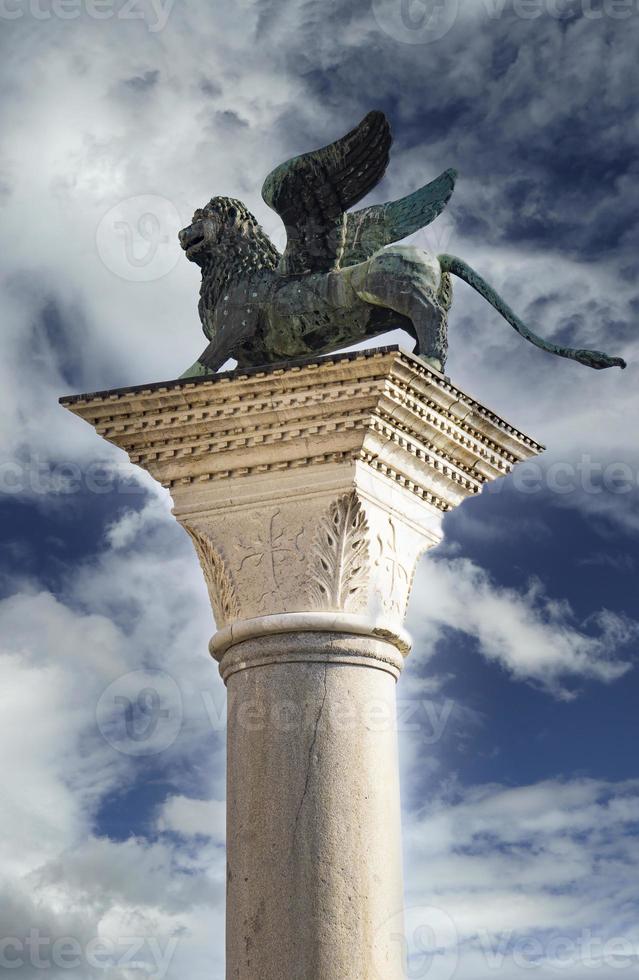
[438,253,626,370]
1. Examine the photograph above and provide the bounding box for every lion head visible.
[178,196,245,265]
[178,196,278,271]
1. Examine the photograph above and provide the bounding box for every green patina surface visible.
[178,111,625,377]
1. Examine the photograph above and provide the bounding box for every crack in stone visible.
[293,663,329,842]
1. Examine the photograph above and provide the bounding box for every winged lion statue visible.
[178,111,625,377]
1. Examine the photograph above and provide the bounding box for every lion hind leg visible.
[351,246,449,371]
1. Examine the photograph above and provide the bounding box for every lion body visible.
[185,199,452,372]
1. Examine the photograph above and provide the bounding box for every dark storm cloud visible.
[255,0,290,36]
[5,274,122,396]
[36,299,85,389]
[263,0,639,263]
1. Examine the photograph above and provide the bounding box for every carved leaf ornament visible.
[186,527,240,627]
[308,492,369,610]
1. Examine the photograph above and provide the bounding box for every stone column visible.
[61,346,542,980]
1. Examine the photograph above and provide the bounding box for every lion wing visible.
[261,110,392,275]
[340,168,457,267]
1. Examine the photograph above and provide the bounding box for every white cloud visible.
[0,833,225,979]
[38,835,222,916]
[156,795,225,844]
[403,777,639,979]
[409,555,636,695]
[103,490,173,550]
[0,499,226,978]
[0,655,88,878]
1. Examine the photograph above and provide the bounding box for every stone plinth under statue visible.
[61,346,543,980]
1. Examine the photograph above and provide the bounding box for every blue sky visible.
[1,0,638,977]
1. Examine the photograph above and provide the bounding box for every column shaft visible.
[223,632,405,980]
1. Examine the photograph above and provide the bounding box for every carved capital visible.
[62,348,543,660]
[178,486,440,648]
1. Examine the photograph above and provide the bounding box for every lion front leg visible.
[350,246,450,373]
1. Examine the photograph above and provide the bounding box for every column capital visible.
[61,346,543,662]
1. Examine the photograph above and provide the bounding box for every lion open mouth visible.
[185,234,205,253]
